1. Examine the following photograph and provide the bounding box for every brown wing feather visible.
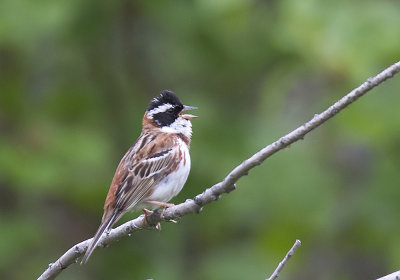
[103,131,179,220]
[114,151,178,210]
[81,132,179,264]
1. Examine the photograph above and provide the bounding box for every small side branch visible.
[38,61,400,280]
[266,239,302,280]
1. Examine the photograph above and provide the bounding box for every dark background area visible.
[1,0,400,279]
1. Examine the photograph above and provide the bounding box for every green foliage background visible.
[1,0,400,279]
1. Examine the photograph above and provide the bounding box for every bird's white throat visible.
[160,117,192,137]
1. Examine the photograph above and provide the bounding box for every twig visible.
[266,239,302,280]
[37,61,400,280]
[376,270,400,280]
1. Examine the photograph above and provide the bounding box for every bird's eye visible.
[167,108,174,114]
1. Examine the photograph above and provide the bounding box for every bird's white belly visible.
[146,145,190,205]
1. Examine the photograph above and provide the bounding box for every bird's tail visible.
[80,212,118,264]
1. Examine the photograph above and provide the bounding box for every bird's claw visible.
[142,208,163,230]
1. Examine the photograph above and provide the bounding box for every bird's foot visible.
[142,208,153,217]
[145,201,179,226]
[142,208,162,231]
[146,200,175,208]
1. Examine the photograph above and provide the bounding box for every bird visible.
[81,90,197,264]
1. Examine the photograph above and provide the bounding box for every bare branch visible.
[266,239,301,280]
[376,270,400,280]
[37,61,400,280]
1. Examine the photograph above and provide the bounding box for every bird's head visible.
[144,90,197,137]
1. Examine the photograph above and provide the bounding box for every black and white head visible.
[146,90,197,137]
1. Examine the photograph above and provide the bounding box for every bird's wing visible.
[105,132,180,217]
[113,146,178,212]
[81,132,179,264]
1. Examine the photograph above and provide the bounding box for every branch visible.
[376,270,400,280]
[38,61,400,280]
[266,239,302,280]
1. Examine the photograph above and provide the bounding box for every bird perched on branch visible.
[81,90,197,264]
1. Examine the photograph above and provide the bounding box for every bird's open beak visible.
[181,105,198,120]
